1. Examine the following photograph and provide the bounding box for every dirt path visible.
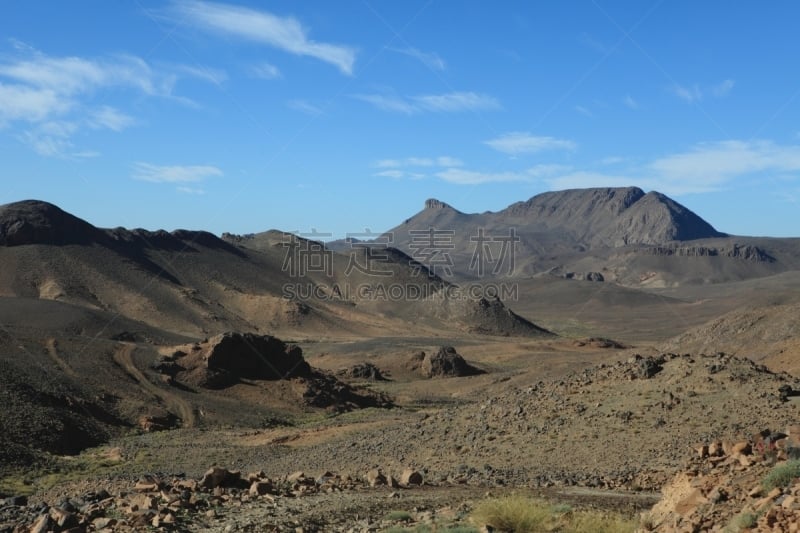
[45,338,79,379]
[112,343,196,428]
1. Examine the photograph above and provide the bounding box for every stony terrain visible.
[2,191,800,531]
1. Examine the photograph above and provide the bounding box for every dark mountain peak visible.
[0,199,104,246]
[424,198,455,210]
[614,191,726,244]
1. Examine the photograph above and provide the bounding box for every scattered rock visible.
[416,346,484,378]
[337,362,387,381]
[400,469,423,486]
[200,467,242,489]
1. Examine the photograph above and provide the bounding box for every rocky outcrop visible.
[636,243,775,262]
[164,333,392,411]
[177,332,311,389]
[432,295,554,337]
[424,198,455,210]
[564,271,605,281]
[337,363,387,381]
[643,427,800,532]
[408,346,484,378]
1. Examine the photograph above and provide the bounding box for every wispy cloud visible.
[388,47,445,70]
[712,79,735,97]
[353,93,417,114]
[647,139,798,193]
[176,186,207,195]
[174,64,227,86]
[374,170,404,179]
[355,91,500,114]
[437,169,530,185]
[546,171,637,191]
[670,83,702,103]
[88,105,135,131]
[17,123,75,157]
[373,155,463,179]
[132,162,223,183]
[0,84,68,124]
[436,164,567,185]
[670,79,735,103]
[0,43,214,156]
[250,62,281,80]
[377,156,463,168]
[170,0,357,75]
[287,99,323,115]
[546,140,800,195]
[623,94,639,110]
[574,105,593,117]
[413,92,500,112]
[484,132,576,155]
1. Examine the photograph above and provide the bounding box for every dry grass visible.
[471,495,637,533]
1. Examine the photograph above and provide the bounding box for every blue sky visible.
[1,1,799,238]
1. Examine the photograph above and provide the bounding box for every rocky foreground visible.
[643,426,800,532]
[0,466,439,532]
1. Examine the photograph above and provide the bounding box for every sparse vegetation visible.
[725,511,759,532]
[762,459,800,490]
[384,526,478,533]
[385,510,413,522]
[471,495,637,533]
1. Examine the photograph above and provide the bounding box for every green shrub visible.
[762,460,800,491]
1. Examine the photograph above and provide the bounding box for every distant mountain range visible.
[395,186,725,250]
[327,186,800,285]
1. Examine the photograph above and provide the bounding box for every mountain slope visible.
[372,187,800,285]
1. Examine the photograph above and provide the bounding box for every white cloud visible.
[373,155,463,179]
[176,186,207,195]
[17,128,73,157]
[484,132,576,155]
[132,162,223,183]
[574,105,593,117]
[437,168,530,185]
[174,64,227,86]
[545,171,637,191]
[0,43,217,156]
[374,170,404,179]
[0,83,69,123]
[544,140,800,195]
[712,79,735,97]
[287,99,323,115]
[623,94,639,110]
[435,164,567,185]
[436,156,463,167]
[251,63,282,80]
[374,156,461,169]
[88,106,135,131]
[413,92,501,112]
[671,83,703,103]
[670,79,735,103]
[171,0,357,75]
[647,140,800,193]
[356,91,500,114]
[389,47,445,70]
[353,93,417,114]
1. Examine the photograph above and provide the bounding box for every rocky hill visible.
[353,187,800,285]
[0,200,548,339]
